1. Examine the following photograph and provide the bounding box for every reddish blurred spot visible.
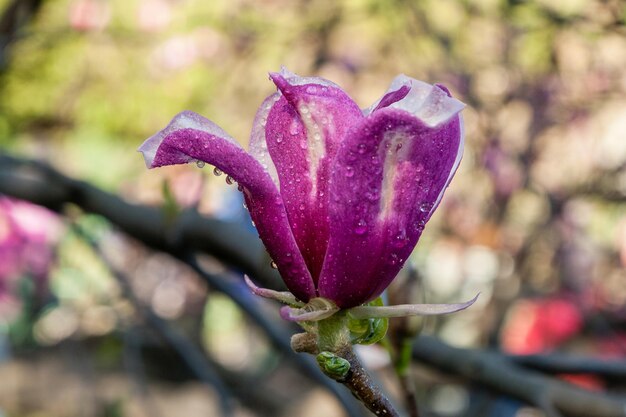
[558,374,605,391]
[501,297,583,354]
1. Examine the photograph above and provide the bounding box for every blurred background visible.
[0,0,625,416]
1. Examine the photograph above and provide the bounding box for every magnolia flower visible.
[139,68,476,317]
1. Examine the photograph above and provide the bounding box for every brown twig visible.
[336,346,400,417]
[291,333,400,417]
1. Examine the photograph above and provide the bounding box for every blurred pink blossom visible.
[0,198,63,320]
[137,0,171,32]
[69,0,111,32]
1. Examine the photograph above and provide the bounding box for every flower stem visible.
[291,314,401,417]
[332,344,401,417]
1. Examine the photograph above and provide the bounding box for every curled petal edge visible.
[244,275,304,307]
[279,298,340,322]
[347,293,480,319]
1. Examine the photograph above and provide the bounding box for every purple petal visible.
[348,293,479,319]
[264,71,363,282]
[319,102,464,308]
[138,111,316,302]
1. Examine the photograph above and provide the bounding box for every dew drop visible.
[213,167,223,176]
[242,201,248,209]
[345,167,354,178]
[354,219,367,235]
[419,202,432,213]
[300,140,308,150]
[299,105,309,114]
[276,133,283,143]
[270,260,278,269]
[392,230,408,248]
[358,143,366,154]
[290,122,299,136]
[225,175,234,185]
[413,219,426,233]
[195,160,205,168]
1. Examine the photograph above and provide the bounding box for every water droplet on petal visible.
[413,219,426,233]
[270,260,278,269]
[345,167,354,178]
[393,229,408,248]
[225,175,234,185]
[242,201,248,209]
[196,160,205,168]
[276,133,283,143]
[358,143,366,154]
[419,202,432,213]
[354,219,367,235]
[213,167,223,176]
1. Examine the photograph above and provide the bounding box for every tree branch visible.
[507,353,626,381]
[0,154,282,290]
[413,336,626,417]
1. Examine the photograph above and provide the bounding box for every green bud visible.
[348,297,389,345]
[316,351,350,380]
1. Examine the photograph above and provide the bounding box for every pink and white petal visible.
[348,294,479,319]
[366,75,465,128]
[318,106,464,308]
[264,72,363,281]
[249,93,281,187]
[138,111,316,302]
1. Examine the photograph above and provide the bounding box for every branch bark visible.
[413,336,626,417]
